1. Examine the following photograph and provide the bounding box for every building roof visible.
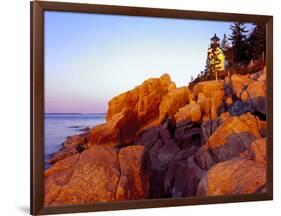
[211,33,220,42]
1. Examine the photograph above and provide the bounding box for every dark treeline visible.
[189,22,266,87]
[224,22,266,67]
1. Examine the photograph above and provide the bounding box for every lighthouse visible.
[208,34,225,81]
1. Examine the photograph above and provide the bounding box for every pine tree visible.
[220,34,229,52]
[220,34,230,69]
[248,23,266,60]
[228,22,249,65]
[202,53,211,80]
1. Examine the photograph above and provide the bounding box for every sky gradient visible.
[44,11,254,113]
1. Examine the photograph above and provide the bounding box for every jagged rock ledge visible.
[45,68,267,206]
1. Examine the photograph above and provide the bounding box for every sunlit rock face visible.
[45,145,150,206]
[197,157,266,196]
[45,147,120,206]
[159,86,190,122]
[88,74,173,148]
[45,68,267,205]
[194,112,266,170]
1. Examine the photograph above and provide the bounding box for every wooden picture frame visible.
[31,1,273,215]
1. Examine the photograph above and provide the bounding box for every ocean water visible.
[44,113,106,164]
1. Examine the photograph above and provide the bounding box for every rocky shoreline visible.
[45,68,267,206]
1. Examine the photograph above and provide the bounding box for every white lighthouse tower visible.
[207,34,225,81]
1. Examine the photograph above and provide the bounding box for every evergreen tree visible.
[220,34,229,52]
[228,22,249,65]
[248,23,266,60]
[220,34,230,69]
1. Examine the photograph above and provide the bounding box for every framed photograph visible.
[31,1,273,215]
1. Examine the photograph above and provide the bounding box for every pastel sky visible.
[44,11,254,113]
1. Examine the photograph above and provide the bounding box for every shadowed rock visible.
[225,72,266,117]
[175,122,201,149]
[200,112,230,145]
[195,113,266,170]
[134,126,160,149]
[164,147,205,197]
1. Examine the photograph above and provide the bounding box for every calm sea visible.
[44,113,106,165]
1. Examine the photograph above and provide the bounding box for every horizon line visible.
[45,112,107,115]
